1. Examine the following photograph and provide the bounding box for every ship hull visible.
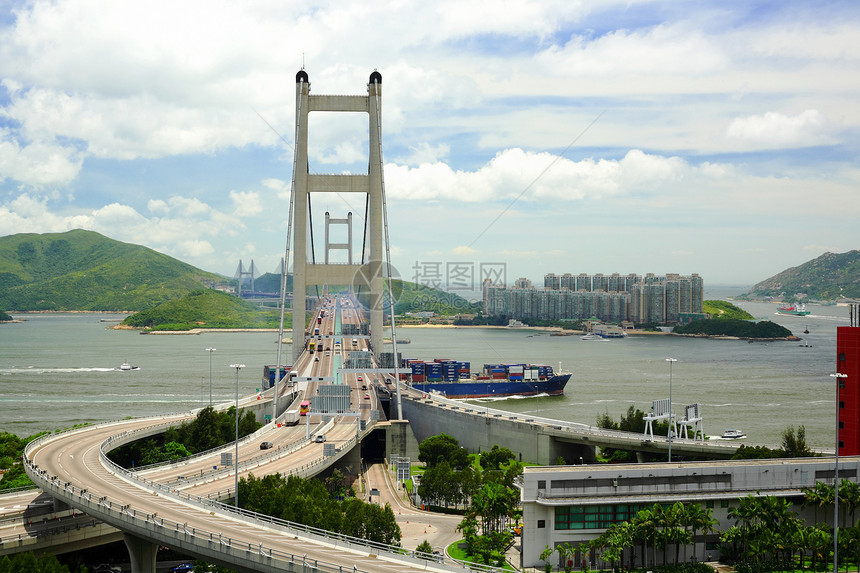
[411,374,570,399]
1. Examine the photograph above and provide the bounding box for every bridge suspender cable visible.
[372,77,403,420]
[273,76,304,424]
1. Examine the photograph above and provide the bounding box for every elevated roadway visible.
[16,295,504,573]
[9,293,746,570]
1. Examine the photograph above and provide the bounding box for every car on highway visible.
[169,564,195,573]
[357,376,362,382]
[260,441,273,450]
[315,434,326,443]
[93,565,121,573]
[364,393,370,399]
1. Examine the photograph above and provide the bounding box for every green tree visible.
[478,445,515,471]
[782,425,814,457]
[0,464,33,490]
[839,478,860,529]
[803,481,834,525]
[540,544,555,573]
[415,539,433,556]
[470,481,517,535]
[418,460,456,507]
[418,434,469,469]
[685,503,718,562]
[140,440,191,465]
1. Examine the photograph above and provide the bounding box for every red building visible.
[837,326,860,455]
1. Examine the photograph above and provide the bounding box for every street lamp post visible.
[831,372,847,573]
[666,358,677,463]
[205,348,216,406]
[230,363,245,508]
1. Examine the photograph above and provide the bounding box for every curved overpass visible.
[21,295,502,573]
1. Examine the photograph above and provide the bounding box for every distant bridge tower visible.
[290,70,385,361]
[325,211,353,264]
[235,259,257,297]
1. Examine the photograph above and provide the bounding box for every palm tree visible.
[839,479,860,529]
[630,511,652,568]
[806,481,836,525]
[685,503,719,562]
[759,495,799,564]
[615,520,637,570]
[661,501,688,564]
[842,522,860,573]
[729,494,761,560]
[636,505,664,566]
[806,524,831,572]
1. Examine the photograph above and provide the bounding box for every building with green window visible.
[521,456,860,569]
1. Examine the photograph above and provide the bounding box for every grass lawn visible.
[446,539,517,571]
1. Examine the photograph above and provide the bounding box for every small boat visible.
[580,333,603,341]
[721,429,747,439]
[119,360,139,371]
[803,326,809,334]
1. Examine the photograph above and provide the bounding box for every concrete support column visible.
[367,75,383,355]
[385,419,421,460]
[122,533,158,573]
[292,70,310,362]
[52,497,69,512]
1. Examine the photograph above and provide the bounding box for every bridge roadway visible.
[21,296,491,573]
[11,294,743,570]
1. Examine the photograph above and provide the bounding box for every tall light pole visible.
[205,348,216,406]
[230,363,245,508]
[666,358,677,463]
[831,371,847,573]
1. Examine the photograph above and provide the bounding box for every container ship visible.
[404,359,570,399]
[777,304,810,316]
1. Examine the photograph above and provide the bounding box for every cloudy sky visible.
[1,1,858,293]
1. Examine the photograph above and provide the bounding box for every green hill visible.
[674,319,793,338]
[122,289,286,330]
[352,279,480,315]
[251,271,291,294]
[0,229,223,311]
[703,300,754,320]
[741,250,860,301]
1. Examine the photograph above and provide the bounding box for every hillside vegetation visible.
[122,289,287,330]
[350,279,480,316]
[703,300,754,320]
[742,250,860,301]
[0,229,223,311]
[674,319,793,338]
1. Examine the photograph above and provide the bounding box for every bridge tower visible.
[290,70,385,361]
[235,259,256,297]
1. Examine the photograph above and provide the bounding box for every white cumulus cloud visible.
[726,109,831,147]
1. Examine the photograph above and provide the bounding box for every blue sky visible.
[0,0,858,292]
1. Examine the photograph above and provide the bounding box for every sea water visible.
[0,296,850,451]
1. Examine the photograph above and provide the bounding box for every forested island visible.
[674,318,794,339]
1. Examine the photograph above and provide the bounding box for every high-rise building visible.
[543,273,558,290]
[482,271,702,325]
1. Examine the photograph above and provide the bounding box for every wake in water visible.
[464,392,555,403]
[0,367,118,374]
